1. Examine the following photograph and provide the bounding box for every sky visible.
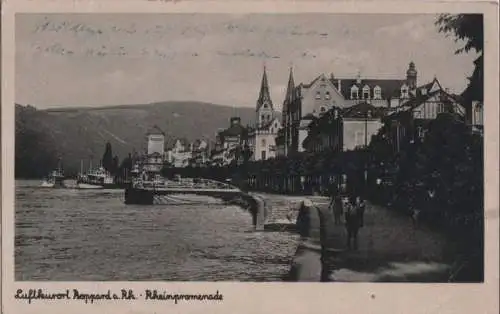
[15,13,478,110]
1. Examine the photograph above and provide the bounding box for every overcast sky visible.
[15,13,477,110]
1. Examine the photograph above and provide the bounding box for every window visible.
[261,114,265,122]
[417,127,425,139]
[261,150,267,160]
[325,91,331,100]
[261,139,266,146]
[374,86,382,99]
[474,104,483,125]
[437,103,444,114]
[362,85,370,99]
[421,88,427,95]
[315,91,321,99]
[320,106,327,113]
[355,131,365,147]
[350,85,359,99]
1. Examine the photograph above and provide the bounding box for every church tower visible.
[256,65,274,127]
[282,66,295,155]
[283,66,295,125]
[406,61,418,90]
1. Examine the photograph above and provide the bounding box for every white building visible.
[144,126,165,173]
[166,139,193,168]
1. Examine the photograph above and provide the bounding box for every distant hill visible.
[15,101,275,177]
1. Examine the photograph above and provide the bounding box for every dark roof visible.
[410,78,442,98]
[330,78,407,99]
[219,124,247,137]
[192,139,202,147]
[146,125,165,136]
[341,102,387,119]
[167,138,190,149]
[302,113,316,120]
[387,85,464,120]
[301,74,324,89]
[256,66,273,109]
[147,152,163,157]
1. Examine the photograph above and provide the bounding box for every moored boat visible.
[77,166,116,189]
[40,160,66,188]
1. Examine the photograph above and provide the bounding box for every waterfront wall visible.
[224,192,267,231]
[287,200,325,282]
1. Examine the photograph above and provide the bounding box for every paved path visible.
[257,193,454,282]
[315,201,453,282]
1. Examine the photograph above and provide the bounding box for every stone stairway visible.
[265,200,296,224]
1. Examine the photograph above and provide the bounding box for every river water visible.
[15,180,300,281]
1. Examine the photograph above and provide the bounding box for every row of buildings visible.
[211,61,483,165]
[142,61,483,172]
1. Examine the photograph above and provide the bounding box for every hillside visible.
[15,101,272,177]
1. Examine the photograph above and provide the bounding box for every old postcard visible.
[2,0,499,313]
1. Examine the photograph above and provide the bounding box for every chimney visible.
[337,79,341,92]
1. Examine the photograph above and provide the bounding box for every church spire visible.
[284,66,295,104]
[257,65,273,110]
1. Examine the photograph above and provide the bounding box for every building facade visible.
[210,117,248,166]
[384,78,467,152]
[166,139,193,168]
[144,126,165,173]
[277,62,420,155]
[302,103,385,153]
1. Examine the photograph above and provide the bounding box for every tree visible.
[102,142,113,172]
[436,14,483,105]
[112,156,120,176]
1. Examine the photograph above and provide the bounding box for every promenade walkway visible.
[315,201,452,282]
[259,193,454,282]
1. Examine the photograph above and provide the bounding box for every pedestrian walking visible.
[356,196,366,227]
[329,193,344,225]
[345,196,362,250]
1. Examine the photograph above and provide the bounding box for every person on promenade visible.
[329,192,344,225]
[345,196,361,250]
[356,196,366,227]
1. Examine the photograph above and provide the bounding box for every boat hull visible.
[40,181,55,188]
[76,182,128,190]
[77,183,104,189]
[40,179,66,188]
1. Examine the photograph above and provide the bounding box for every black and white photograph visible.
[12,11,486,284]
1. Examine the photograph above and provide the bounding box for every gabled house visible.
[384,78,467,151]
[302,102,385,153]
[280,61,420,156]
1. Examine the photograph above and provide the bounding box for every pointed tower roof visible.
[284,66,295,105]
[256,65,273,110]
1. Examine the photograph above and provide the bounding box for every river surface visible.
[15,180,300,281]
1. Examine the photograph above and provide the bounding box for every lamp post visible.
[364,109,372,187]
